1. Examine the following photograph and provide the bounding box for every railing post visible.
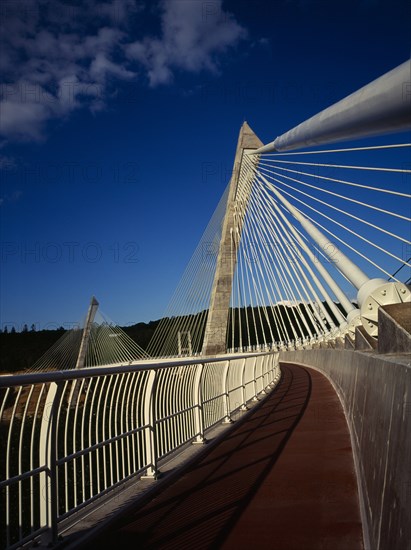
[264,355,272,391]
[260,356,268,395]
[252,356,259,401]
[271,353,280,386]
[142,370,159,479]
[268,354,276,385]
[222,360,233,424]
[192,364,206,444]
[240,358,249,411]
[49,381,64,544]
[263,355,271,389]
[1,353,282,550]
[39,380,64,544]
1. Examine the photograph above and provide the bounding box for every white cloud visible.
[126,0,247,86]
[90,52,136,82]
[0,1,137,142]
[0,0,248,142]
[0,99,52,142]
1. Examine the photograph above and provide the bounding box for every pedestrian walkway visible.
[83,363,364,550]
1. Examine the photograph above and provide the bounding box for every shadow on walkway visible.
[85,364,363,550]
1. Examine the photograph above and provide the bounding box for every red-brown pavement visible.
[86,363,364,550]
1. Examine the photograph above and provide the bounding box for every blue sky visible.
[0,0,410,331]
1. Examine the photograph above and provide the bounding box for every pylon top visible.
[236,121,264,152]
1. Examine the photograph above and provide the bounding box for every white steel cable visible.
[250,188,324,337]
[259,142,411,156]
[240,217,277,345]
[235,172,273,345]
[242,187,305,340]
[264,158,411,174]
[236,197,288,344]
[241,178,303,342]
[256,179,348,325]
[286,198,402,280]
[258,160,411,198]
[255,186,335,331]
[257,167,411,248]
[258,164,411,223]
[147,184,229,356]
[244,154,356,317]
[259,173,411,266]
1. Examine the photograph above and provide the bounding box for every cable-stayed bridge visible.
[1,59,410,550]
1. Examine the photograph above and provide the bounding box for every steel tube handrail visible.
[1,352,280,549]
[155,405,197,424]
[56,425,150,465]
[0,466,48,489]
[0,351,272,387]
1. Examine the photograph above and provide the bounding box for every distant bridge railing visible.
[0,352,280,549]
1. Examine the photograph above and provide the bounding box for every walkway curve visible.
[81,363,364,550]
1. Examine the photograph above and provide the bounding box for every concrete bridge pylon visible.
[202,122,263,356]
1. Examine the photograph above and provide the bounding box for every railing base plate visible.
[192,438,207,446]
[141,471,160,481]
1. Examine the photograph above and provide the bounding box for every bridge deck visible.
[82,363,364,549]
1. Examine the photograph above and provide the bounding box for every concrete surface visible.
[378,302,411,354]
[355,326,377,351]
[202,122,263,356]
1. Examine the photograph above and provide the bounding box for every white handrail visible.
[0,352,280,549]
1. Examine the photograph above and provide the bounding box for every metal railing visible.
[0,352,280,549]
